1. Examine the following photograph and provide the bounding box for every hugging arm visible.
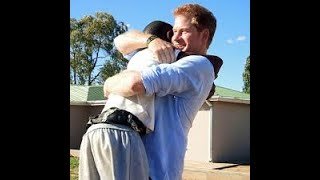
[114,30,149,56]
[142,56,214,98]
[103,70,145,97]
[114,30,175,63]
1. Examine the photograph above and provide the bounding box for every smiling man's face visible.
[172,15,208,54]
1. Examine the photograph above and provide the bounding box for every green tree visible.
[70,12,128,85]
[242,55,250,93]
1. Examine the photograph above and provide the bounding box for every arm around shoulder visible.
[114,30,150,56]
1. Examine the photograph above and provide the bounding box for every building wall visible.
[212,102,250,164]
[184,102,212,162]
[185,101,250,164]
[70,105,103,149]
[70,101,250,164]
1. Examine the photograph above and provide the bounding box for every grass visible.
[70,156,79,180]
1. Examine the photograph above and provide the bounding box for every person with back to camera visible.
[78,20,177,180]
[105,3,223,180]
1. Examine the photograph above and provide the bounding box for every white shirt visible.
[102,49,180,132]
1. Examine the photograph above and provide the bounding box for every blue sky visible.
[70,0,250,92]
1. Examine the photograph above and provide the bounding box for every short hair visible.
[143,20,173,43]
[174,4,216,48]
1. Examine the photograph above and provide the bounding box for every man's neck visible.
[185,49,207,55]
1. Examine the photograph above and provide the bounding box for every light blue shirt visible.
[140,55,215,180]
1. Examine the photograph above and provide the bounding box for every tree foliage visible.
[242,55,250,93]
[70,12,128,85]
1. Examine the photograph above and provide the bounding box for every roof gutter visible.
[86,100,107,106]
[209,96,250,104]
[70,100,107,106]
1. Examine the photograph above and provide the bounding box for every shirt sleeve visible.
[124,50,138,60]
[140,55,215,98]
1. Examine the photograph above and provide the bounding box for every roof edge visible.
[70,101,88,106]
[86,100,107,106]
[209,96,250,104]
[70,100,107,106]
[70,96,250,106]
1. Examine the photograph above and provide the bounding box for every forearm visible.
[114,30,150,55]
[104,70,146,97]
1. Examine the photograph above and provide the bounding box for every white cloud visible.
[126,24,131,28]
[226,35,246,44]
[236,35,246,41]
[226,39,233,44]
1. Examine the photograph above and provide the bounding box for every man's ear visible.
[202,28,210,45]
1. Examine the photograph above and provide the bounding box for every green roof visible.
[214,86,250,99]
[70,85,249,102]
[70,85,104,102]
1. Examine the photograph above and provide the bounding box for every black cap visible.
[143,20,173,43]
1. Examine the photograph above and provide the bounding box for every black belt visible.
[86,107,146,135]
